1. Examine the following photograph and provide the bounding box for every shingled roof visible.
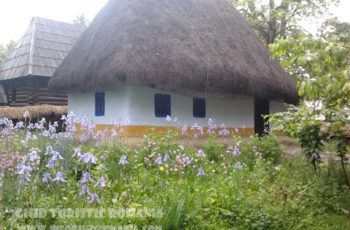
[0,17,85,81]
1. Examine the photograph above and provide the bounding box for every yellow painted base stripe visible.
[76,124,254,137]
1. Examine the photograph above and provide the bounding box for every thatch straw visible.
[0,105,67,120]
[50,0,298,103]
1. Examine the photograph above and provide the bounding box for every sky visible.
[0,0,350,44]
[0,0,109,44]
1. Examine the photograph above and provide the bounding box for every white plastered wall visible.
[127,86,254,128]
[69,86,286,128]
[68,88,130,124]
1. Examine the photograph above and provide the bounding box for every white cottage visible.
[49,0,298,137]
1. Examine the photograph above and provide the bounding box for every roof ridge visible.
[28,21,36,75]
[31,17,86,32]
[31,16,83,27]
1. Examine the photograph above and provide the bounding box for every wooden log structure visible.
[2,76,67,107]
[0,17,85,107]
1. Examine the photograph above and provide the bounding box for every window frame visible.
[193,98,206,118]
[95,92,105,116]
[154,93,171,118]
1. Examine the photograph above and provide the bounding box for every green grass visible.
[0,130,349,229]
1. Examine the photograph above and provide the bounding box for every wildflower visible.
[207,118,217,135]
[119,155,128,165]
[23,111,30,119]
[45,159,56,169]
[78,153,98,164]
[81,172,93,184]
[166,115,172,122]
[79,184,90,196]
[197,166,205,176]
[15,121,25,129]
[27,123,35,130]
[26,148,41,164]
[42,172,51,184]
[95,176,107,188]
[73,147,82,157]
[53,121,59,127]
[89,193,100,204]
[219,124,230,137]
[61,115,67,121]
[46,145,53,155]
[191,123,204,138]
[64,112,78,134]
[53,171,66,183]
[197,149,206,158]
[112,121,124,137]
[163,153,170,162]
[45,146,63,169]
[48,123,57,135]
[35,118,46,130]
[234,162,245,170]
[155,155,163,165]
[233,144,240,157]
[17,163,32,184]
[51,151,64,161]
[182,156,192,166]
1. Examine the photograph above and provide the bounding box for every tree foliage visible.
[271,34,350,107]
[231,0,339,44]
[73,14,90,27]
[269,20,350,184]
[320,17,350,43]
[0,40,15,64]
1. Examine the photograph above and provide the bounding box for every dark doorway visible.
[254,99,269,136]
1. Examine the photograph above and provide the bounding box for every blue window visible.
[155,94,171,117]
[95,92,105,116]
[193,98,206,118]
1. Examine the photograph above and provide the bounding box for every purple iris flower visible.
[119,155,128,165]
[81,172,93,184]
[95,176,107,188]
[42,172,51,184]
[53,171,66,183]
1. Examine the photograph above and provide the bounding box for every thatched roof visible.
[0,17,85,81]
[0,105,67,120]
[50,0,298,103]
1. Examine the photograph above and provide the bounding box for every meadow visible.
[0,112,349,229]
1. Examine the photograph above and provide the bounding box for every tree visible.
[73,14,90,27]
[231,0,339,44]
[0,40,15,64]
[269,21,350,184]
[320,18,350,43]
